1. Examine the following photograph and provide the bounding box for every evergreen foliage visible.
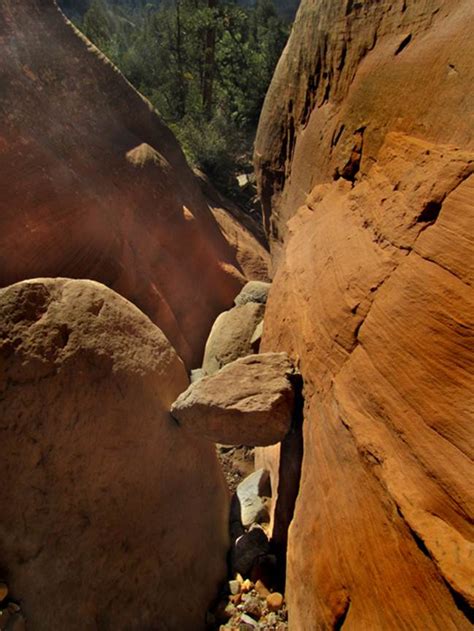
[60,0,289,196]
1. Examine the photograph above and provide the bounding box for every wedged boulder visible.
[171,353,296,446]
[202,303,265,375]
[234,281,271,306]
[0,278,229,631]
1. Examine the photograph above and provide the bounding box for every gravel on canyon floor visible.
[207,574,288,630]
[208,452,289,630]
[216,444,255,493]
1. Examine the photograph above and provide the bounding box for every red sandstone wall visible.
[255,0,474,627]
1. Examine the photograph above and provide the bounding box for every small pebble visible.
[224,603,237,619]
[254,579,270,598]
[266,591,284,612]
[265,612,279,625]
[230,592,242,605]
[242,595,262,620]
[229,579,241,595]
[241,579,254,593]
[240,612,258,628]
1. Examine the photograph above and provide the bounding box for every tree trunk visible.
[202,0,217,119]
[175,0,186,118]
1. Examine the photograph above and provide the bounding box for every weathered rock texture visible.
[202,302,265,375]
[255,0,474,628]
[234,281,272,307]
[195,171,271,282]
[0,0,269,368]
[0,278,229,630]
[211,205,270,282]
[171,353,296,446]
[256,0,474,252]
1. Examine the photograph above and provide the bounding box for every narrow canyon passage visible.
[0,0,473,630]
[169,281,305,629]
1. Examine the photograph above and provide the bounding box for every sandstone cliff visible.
[0,0,267,369]
[255,0,473,628]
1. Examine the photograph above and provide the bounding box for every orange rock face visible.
[255,0,474,628]
[0,0,268,368]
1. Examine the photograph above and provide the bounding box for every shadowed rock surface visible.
[255,0,474,628]
[171,353,296,446]
[0,0,271,369]
[0,278,229,630]
[195,172,271,283]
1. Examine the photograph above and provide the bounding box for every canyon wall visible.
[255,0,473,628]
[0,0,267,369]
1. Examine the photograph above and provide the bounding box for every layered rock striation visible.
[255,0,474,628]
[255,0,474,251]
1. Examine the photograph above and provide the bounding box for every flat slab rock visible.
[170,353,297,446]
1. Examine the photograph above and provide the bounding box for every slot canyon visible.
[0,1,472,629]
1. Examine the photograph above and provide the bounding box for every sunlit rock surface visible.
[255,0,474,627]
[171,352,296,446]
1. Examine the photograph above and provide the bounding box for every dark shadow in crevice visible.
[334,595,351,630]
[444,581,474,625]
[417,200,442,224]
[270,372,305,592]
[395,33,412,55]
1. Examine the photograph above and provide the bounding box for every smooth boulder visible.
[234,281,271,306]
[171,353,296,446]
[202,303,265,375]
[0,278,229,631]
